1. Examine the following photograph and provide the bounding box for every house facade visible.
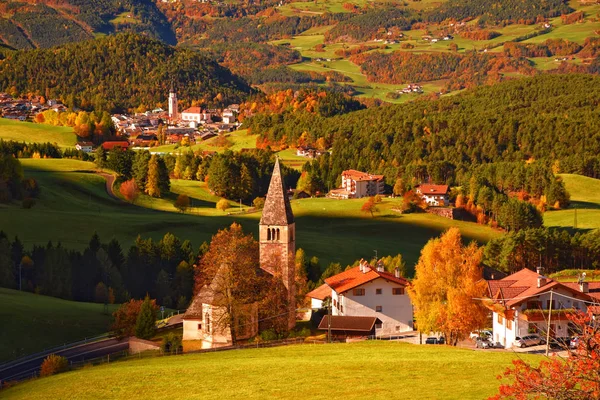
[181,107,212,124]
[487,268,600,348]
[329,170,385,199]
[75,142,93,153]
[416,184,449,206]
[314,260,413,336]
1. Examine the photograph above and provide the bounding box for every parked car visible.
[469,330,492,340]
[570,336,580,349]
[514,334,546,348]
[549,336,571,349]
[425,336,445,344]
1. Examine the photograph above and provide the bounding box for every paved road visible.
[0,338,129,383]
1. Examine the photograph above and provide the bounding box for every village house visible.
[309,260,413,338]
[75,142,94,153]
[181,107,213,124]
[416,184,449,206]
[222,108,237,124]
[101,141,130,151]
[329,169,385,199]
[183,158,297,348]
[486,268,600,349]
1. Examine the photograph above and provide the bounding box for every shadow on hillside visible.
[570,201,600,210]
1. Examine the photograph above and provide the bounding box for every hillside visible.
[0,33,252,112]
[0,119,77,148]
[0,159,500,273]
[544,174,600,230]
[0,0,175,49]
[0,288,117,362]
[0,341,540,399]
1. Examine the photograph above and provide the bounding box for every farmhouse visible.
[329,170,384,199]
[310,260,413,337]
[486,268,600,349]
[416,184,449,206]
[75,142,93,153]
[183,158,296,348]
[181,107,213,124]
[101,141,129,151]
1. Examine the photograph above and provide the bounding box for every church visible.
[182,158,296,348]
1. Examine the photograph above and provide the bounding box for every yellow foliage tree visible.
[408,227,488,345]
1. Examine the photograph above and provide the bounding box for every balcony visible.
[521,308,576,322]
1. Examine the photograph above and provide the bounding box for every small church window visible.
[267,229,271,241]
[205,312,211,333]
[276,229,280,241]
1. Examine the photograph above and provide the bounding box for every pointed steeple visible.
[260,158,294,225]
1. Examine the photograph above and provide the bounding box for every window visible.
[340,305,343,313]
[375,323,382,329]
[276,228,280,241]
[376,305,383,312]
[353,288,365,296]
[392,288,404,295]
[197,323,202,330]
[267,229,271,241]
[205,312,211,334]
[507,319,512,330]
[333,299,337,307]
[497,314,503,324]
[376,288,382,295]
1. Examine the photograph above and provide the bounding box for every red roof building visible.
[416,184,449,206]
[329,170,385,199]
[101,141,129,151]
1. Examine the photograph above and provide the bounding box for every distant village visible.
[0,89,242,153]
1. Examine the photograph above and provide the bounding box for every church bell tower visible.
[168,85,178,119]
[259,158,296,329]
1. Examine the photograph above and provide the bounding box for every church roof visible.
[260,158,294,225]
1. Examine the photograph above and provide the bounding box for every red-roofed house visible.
[486,268,599,348]
[329,170,384,199]
[101,141,129,151]
[416,184,449,206]
[181,107,212,124]
[313,259,413,336]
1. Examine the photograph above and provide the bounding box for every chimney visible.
[394,268,400,278]
[376,261,384,273]
[580,282,589,293]
[536,266,543,275]
[359,259,365,273]
[537,276,547,288]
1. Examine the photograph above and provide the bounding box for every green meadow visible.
[544,174,600,231]
[150,129,259,154]
[0,119,77,148]
[0,288,117,362]
[0,158,501,274]
[0,341,539,400]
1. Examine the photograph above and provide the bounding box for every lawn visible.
[0,288,118,362]
[0,159,501,274]
[0,341,538,399]
[0,119,77,148]
[544,174,600,231]
[150,129,258,154]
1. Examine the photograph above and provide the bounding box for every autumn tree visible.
[119,179,139,204]
[111,299,145,338]
[216,198,230,212]
[174,194,190,213]
[361,196,379,217]
[135,295,158,340]
[408,228,488,345]
[145,154,161,197]
[491,312,600,400]
[195,223,261,344]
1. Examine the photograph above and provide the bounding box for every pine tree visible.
[157,157,171,196]
[95,146,107,168]
[145,155,160,197]
[135,295,157,339]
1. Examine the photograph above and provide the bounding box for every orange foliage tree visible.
[408,228,488,345]
[119,179,139,204]
[111,298,157,338]
[361,196,379,217]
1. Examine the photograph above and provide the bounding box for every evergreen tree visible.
[135,295,157,339]
[157,156,171,196]
[132,151,151,189]
[145,154,161,197]
[95,146,107,168]
[0,238,15,288]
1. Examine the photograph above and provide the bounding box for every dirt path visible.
[97,172,119,200]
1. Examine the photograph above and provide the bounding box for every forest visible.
[324,8,416,43]
[244,75,600,184]
[0,33,252,113]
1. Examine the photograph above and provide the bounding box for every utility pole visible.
[327,301,332,344]
[373,250,378,263]
[545,290,553,356]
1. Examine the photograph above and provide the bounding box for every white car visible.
[470,330,492,340]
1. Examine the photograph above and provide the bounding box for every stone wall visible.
[425,207,474,221]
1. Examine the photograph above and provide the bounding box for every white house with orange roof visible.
[416,184,449,206]
[309,260,413,336]
[329,170,385,199]
[486,268,600,348]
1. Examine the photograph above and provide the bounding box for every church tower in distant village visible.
[168,86,178,119]
[259,158,296,329]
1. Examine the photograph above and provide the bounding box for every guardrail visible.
[0,333,111,372]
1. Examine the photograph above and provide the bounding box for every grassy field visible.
[0,341,539,399]
[544,174,600,231]
[0,159,501,274]
[0,288,118,362]
[150,129,259,154]
[0,119,77,148]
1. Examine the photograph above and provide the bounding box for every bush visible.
[21,197,35,209]
[161,332,182,354]
[252,197,265,210]
[216,198,230,212]
[40,354,69,377]
[259,329,279,341]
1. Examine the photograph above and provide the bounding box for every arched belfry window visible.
[267,229,271,241]
[276,229,280,241]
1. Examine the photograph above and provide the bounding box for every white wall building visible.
[329,170,385,199]
[168,88,178,118]
[416,184,449,206]
[319,260,413,336]
[75,142,93,153]
[487,268,600,349]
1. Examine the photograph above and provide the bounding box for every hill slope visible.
[0,288,116,362]
[0,119,77,148]
[0,342,539,399]
[0,33,252,112]
[544,174,600,230]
